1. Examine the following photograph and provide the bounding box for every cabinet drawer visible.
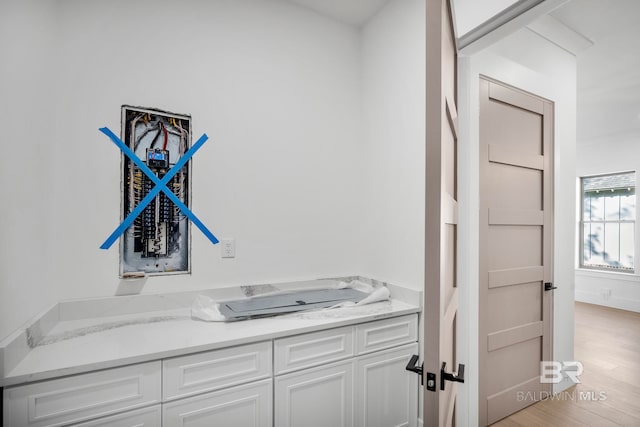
[163,379,272,427]
[70,405,160,426]
[275,326,354,374]
[356,314,417,355]
[163,341,272,401]
[4,361,161,427]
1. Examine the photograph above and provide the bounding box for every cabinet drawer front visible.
[356,314,417,355]
[163,379,272,427]
[163,341,272,401]
[70,405,161,426]
[275,326,354,374]
[4,361,161,427]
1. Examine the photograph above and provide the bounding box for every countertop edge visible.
[1,304,420,387]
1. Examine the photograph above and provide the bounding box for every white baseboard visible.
[575,290,640,313]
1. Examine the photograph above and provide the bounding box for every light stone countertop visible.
[0,277,421,387]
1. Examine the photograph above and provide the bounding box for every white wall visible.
[458,27,577,425]
[360,0,426,422]
[0,0,58,345]
[576,136,640,312]
[0,0,427,343]
[1,0,366,340]
[360,0,426,290]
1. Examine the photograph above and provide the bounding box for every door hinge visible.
[441,362,465,391]
[544,282,557,291]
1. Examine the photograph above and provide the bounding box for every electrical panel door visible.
[120,106,191,276]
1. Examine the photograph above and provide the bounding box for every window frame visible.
[580,171,636,274]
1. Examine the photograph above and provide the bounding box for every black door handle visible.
[405,354,423,385]
[441,362,465,390]
[545,282,557,291]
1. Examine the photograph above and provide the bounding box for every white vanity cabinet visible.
[274,314,418,427]
[3,313,418,427]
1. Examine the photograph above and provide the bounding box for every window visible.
[581,172,636,272]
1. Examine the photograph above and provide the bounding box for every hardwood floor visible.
[492,302,640,426]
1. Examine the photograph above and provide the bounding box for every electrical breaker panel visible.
[120,106,191,275]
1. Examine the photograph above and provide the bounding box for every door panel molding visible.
[489,145,544,170]
[487,321,544,352]
[489,209,544,225]
[446,96,459,138]
[486,376,542,425]
[488,82,544,114]
[444,288,459,327]
[443,195,459,225]
[488,266,544,288]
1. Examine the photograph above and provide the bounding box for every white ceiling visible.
[286,0,390,26]
[550,0,640,146]
[286,0,640,146]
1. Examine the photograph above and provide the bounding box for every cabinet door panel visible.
[275,360,354,427]
[356,343,418,427]
[162,379,272,427]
